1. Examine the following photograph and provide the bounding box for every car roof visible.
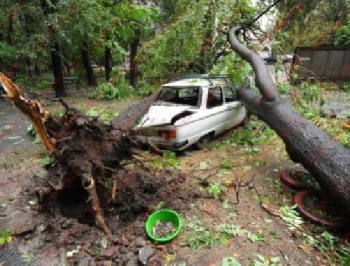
[162,78,228,88]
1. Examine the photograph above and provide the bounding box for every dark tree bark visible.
[81,42,96,86]
[51,42,65,97]
[104,46,112,81]
[130,27,140,88]
[228,27,350,212]
[41,0,66,97]
[7,14,13,45]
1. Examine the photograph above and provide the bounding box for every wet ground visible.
[0,92,348,265]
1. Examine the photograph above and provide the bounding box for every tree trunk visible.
[41,0,65,97]
[51,42,65,97]
[7,14,13,45]
[228,27,350,212]
[130,27,140,88]
[199,0,215,74]
[104,46,112,81]
[81,43,96,86]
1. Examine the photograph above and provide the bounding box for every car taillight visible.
[158,130,176,140]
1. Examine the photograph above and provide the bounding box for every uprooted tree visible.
[227,26,350,213]
[0,72,159,238]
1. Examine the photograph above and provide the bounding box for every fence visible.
[292,46,350,84]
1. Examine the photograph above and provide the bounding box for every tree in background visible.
[270,0,349,51]
[335,13,350,45]
[138,0,257,84]
[0,0,159,94]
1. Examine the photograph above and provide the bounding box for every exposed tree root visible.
[83,165,112,238]
[0,72,157,236]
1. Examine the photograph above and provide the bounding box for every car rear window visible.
[157,86,201,107]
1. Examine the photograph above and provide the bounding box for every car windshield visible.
[157,86,201,107]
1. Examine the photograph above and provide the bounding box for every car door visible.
[223,85,245,129]
[204,86,227,135]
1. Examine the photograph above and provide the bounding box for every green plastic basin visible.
[145,209,182,243]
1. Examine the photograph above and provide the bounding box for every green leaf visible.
[199,161,209,170]
[222,256,241,266]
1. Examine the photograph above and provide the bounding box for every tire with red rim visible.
[293,189,347,229]
[279,166,313,190]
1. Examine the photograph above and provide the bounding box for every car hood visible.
[138,104,192,127]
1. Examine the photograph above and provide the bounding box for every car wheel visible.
[194,133,212,150]
[241,113,250,127]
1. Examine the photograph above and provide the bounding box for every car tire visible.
[279,166,313,190]
[240,113,250,127]
[194,133,212,150]
[293,189,346,229]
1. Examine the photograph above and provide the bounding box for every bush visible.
[340,81,350,92]
[89,77,132,100]
[277,82,291,94]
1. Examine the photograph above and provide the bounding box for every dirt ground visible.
[0,93,344,266]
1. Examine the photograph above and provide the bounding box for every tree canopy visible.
[0,0,349,93]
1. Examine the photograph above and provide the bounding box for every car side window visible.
[207,87,223,108]
[223,86,237,102]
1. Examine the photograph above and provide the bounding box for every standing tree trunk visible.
[228,27,350,211]
[130,27,140,88]
[51,42,65,97]
[41,0,65,97]
[104,46,112,81]
[7,14,13,45]
[82,42,96,86]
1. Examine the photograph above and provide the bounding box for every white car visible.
[135,75,247,151]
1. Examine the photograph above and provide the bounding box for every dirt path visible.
[0,96,334,266]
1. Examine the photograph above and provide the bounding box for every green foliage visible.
[185,219,217,249]
[211,53,253,85]
[0,42,16,67]
[0,229,13,245]
[302,229,350,265]
[250,254,282,266]
[89,79,132,100]
[207,182,225,199]
[27,124,36,137]
[225,119,276,148]
[185,217,269,251]
[222,256,242,266]
[292,81,325,120]
[150,151,180,169]
[279,205,304,231]
[274,0,349,49]
[340,80,350,92]
[276,82,291,95]
[139,0,256,83]
[85,107,119,123]
[216,224,245,238]
[247,231,265,243]
[335,15,350,45]
[220,160,236,169]
[38,154,53,166]
[134,82,158,97]
[89,82,119,100]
